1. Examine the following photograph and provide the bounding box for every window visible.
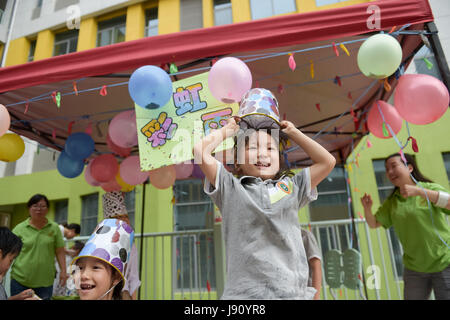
[309,166,354,254]
[145,7,158,37]
[250,0,296,20]
[180,0,203,31]
[315,0,347,6]
[173,180,216,291]
[97,16,126,47]
[80,193,99,236]
[123,190,136,228]
[372,159,403,279]
[214,0,232,26]
[28,40,36,62]
[53,30,78,56]
[413,46,443,81]
[54,200,68,225]
[54,0,79,11]
[32,0,42,19]
[443,152,450,186]
[0,0,6,24]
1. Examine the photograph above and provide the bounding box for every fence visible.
[61,218,407,300]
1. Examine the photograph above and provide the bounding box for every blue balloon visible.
[65,132,95,160]
[57,150,85,178]
[128,65,173,109]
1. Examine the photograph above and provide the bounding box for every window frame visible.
[96,16,126,47]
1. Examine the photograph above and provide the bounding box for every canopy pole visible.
[426,22,450,90]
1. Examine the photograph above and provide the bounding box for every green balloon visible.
[357,34,402,79]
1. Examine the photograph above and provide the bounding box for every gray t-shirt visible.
[0,283,7,300]
[301,228,322,286]
[204,161,318,299]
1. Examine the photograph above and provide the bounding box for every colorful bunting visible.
[100,85,108,96]
[408,136,419,152]
[339,43,350,56]
[24,102,29,114]
[310,60,314,79]
[332,42,339,57]
[334,76,342,87]
[73,81,78,95]
[315,103,321,112]
[288,53,296,71]
[169,63,178,74]
[423,57,433,70]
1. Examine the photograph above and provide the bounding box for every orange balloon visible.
[148,165,176,189]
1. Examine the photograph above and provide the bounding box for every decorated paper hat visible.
[71,219,134,282]
[237,88,280,129]
[102,191,128,219]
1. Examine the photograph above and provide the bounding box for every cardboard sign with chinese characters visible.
[135,72,239,171]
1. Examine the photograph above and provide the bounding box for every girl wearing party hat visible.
[194,88,335,299]
[102,191,141,300]
[71,218,135,300]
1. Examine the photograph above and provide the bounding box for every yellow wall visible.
[158,0,180,34]
[34,30,54,61]
[4,37,29,66]
[126,3,146,41]
[77,17,97,51]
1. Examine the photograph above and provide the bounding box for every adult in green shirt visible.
[10,194,68,300]
[361,153,450,300]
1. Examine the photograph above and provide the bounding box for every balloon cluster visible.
[358,34,449,139]
[57,132,94,178]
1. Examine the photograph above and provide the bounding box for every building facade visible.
[0,0,449,300]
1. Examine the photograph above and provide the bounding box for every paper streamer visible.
[288,53,296,71]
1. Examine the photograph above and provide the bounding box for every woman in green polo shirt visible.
[361,153,450,300]
[10,194,68,300]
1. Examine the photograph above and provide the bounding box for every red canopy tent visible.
[0,0,436,166]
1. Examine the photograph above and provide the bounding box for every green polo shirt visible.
[12,218,65,288]
[375,182,450,273]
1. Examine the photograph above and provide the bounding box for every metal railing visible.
[66,217,406,300]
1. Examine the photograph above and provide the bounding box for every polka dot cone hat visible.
[102,191,128,219]
[237,88,281,129]
[71,219,134,282]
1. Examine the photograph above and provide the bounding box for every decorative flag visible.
[206,280,211,292]
[367,138,372,148]
[408,136,419,152]
[73,81,78,95]
[277,84,284,94]
[334,76,342,87]
[382,122,389,137]
[68,121,75,135]
[85,122,93,136]
[383,79,391,92]
[169,63,178,74]
[389,26,397,33]
[308,223,312,232]
[310,60,314,79]
[288,53,296,71]
[423,57,433,70]
[332,42,339,57]
[100,85,108,96]
[24,102,29,114]
[315,103,321,112]
[340,43,350,56]
[51,91,61,108]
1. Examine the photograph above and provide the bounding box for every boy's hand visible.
[224,116,240,137]
[280,120,298,136]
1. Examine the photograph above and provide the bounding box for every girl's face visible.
[237,130,280,180]
[29,199,49,220]
[385,156,413,187]
[75,257,120,300]
[0,251,17,278]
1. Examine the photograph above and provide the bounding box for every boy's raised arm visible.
[280,120,336,190]
[193,117,240,187]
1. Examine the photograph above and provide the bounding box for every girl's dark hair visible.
[385,152,433,198]
[27,194,50,208]
[111,268,124,300]
[0,227,23,258]
[232,128,294,180]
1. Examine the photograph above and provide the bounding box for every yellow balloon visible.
[0,133,25,162]
[116,172,135,192]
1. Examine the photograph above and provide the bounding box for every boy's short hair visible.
[66,223,81,235]
[0,227,23,258]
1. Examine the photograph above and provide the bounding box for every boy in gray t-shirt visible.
[194,88,335,299]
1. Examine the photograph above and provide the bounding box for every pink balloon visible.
[367,100,403,139]
[84,159,101,186]
[100,178,122,192]
[208,57,252,104]
[119,155,149,186]
[0,104,11,137]
[148,165,176,189]
[106,133,132,157]
[108,110,138,148]
[90,154,119,183]
[394,74,449,125]
[174,162,194,180]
